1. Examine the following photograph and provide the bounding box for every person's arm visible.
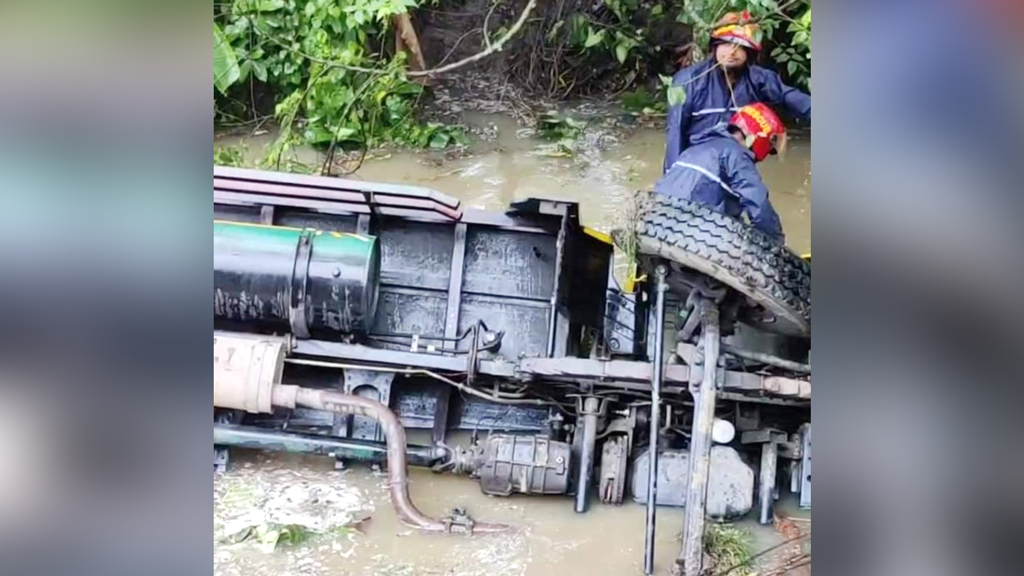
[752,65,810,122]
[724,150,785,243]
[663,71,696,173]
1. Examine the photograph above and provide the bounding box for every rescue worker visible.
[655,103,787,243]
[664,11,810,173]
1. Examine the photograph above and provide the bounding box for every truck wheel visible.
[637,195,810,337]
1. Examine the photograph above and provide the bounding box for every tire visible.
[637,195,811,337]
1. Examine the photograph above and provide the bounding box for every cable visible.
[283,358,550,406]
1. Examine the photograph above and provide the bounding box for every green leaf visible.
[253,61,268,82]
[429,132,451,149]
[667,86,686,107]
[256,0,285,11]
[214,23,241,94]
[584,28,605,49]
[237,60,252,82]
[788,60,798,75]
[333,126,357,141]
[615,41,630,64]
[651,4,663,16]
[659,74,673,87]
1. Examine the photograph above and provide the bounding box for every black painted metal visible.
[214,166,611,363]
[213,222,380,337]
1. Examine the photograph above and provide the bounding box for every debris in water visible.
[214,454,373,554]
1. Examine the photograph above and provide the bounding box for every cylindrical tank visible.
[214,221,380,337]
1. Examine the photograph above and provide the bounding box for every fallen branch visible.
[253,0,537,80]
[408,0,536,77]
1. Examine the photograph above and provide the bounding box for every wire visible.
[283,358,551,406]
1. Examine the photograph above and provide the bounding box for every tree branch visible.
[482,0,502,52]
[408,0,536,77]
[253,1,537,80]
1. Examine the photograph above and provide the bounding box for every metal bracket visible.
[259,205,275,225]
[343,369,396,442]
[546,211,569,357]
[740,429,786,525]
[214,410,242,473]
[442,507,476,534]
[288,230,314,339]
[799,423,811,509]
[740,429,789,445]
[735,403,761,432]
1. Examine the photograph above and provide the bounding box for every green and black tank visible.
[213,220,380,338]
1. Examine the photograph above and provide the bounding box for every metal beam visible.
[643,265,669,575]
[444,223,468,340]
[291,340,810,401]
[678,297,720,576]
[758,442,779,525]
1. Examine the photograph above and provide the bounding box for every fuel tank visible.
[213,221,380,337]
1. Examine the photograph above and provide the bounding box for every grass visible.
[703,523,757,576]
[609,189,651,292]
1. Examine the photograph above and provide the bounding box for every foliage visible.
[532,111,587,157]
[704,523,757,576]
[560,1,660,69]
[215,0,466,161]
[772,7,810,90]
[536,111,586,141]
[527,0,811,102]
[215,23,241,94]
[220,521,315,552]
[620,87,660,115]
[214,143,249,167]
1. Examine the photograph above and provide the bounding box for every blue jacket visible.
[664,58,810,173]
[655,125,784,242]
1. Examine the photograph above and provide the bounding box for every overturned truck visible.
[212,166,811,574]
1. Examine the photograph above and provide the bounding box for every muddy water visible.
[214,113,811,575]
[215,111,810,254]
[215,449,808,576]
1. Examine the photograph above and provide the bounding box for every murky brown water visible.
[215,111,810,255]
[215,449,808,576]
[214,112,811,575]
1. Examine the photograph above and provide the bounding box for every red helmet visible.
[710,11,763,52]
[730,103,786,162]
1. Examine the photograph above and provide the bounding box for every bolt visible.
[332,267,341,278]
[556,456,565,464]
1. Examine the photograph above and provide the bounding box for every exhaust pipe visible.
[214,333,508,534]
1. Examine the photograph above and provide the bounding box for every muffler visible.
[213,332,507,534]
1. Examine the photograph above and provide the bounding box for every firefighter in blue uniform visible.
[664,11,810,173]
[656,103,788,243]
